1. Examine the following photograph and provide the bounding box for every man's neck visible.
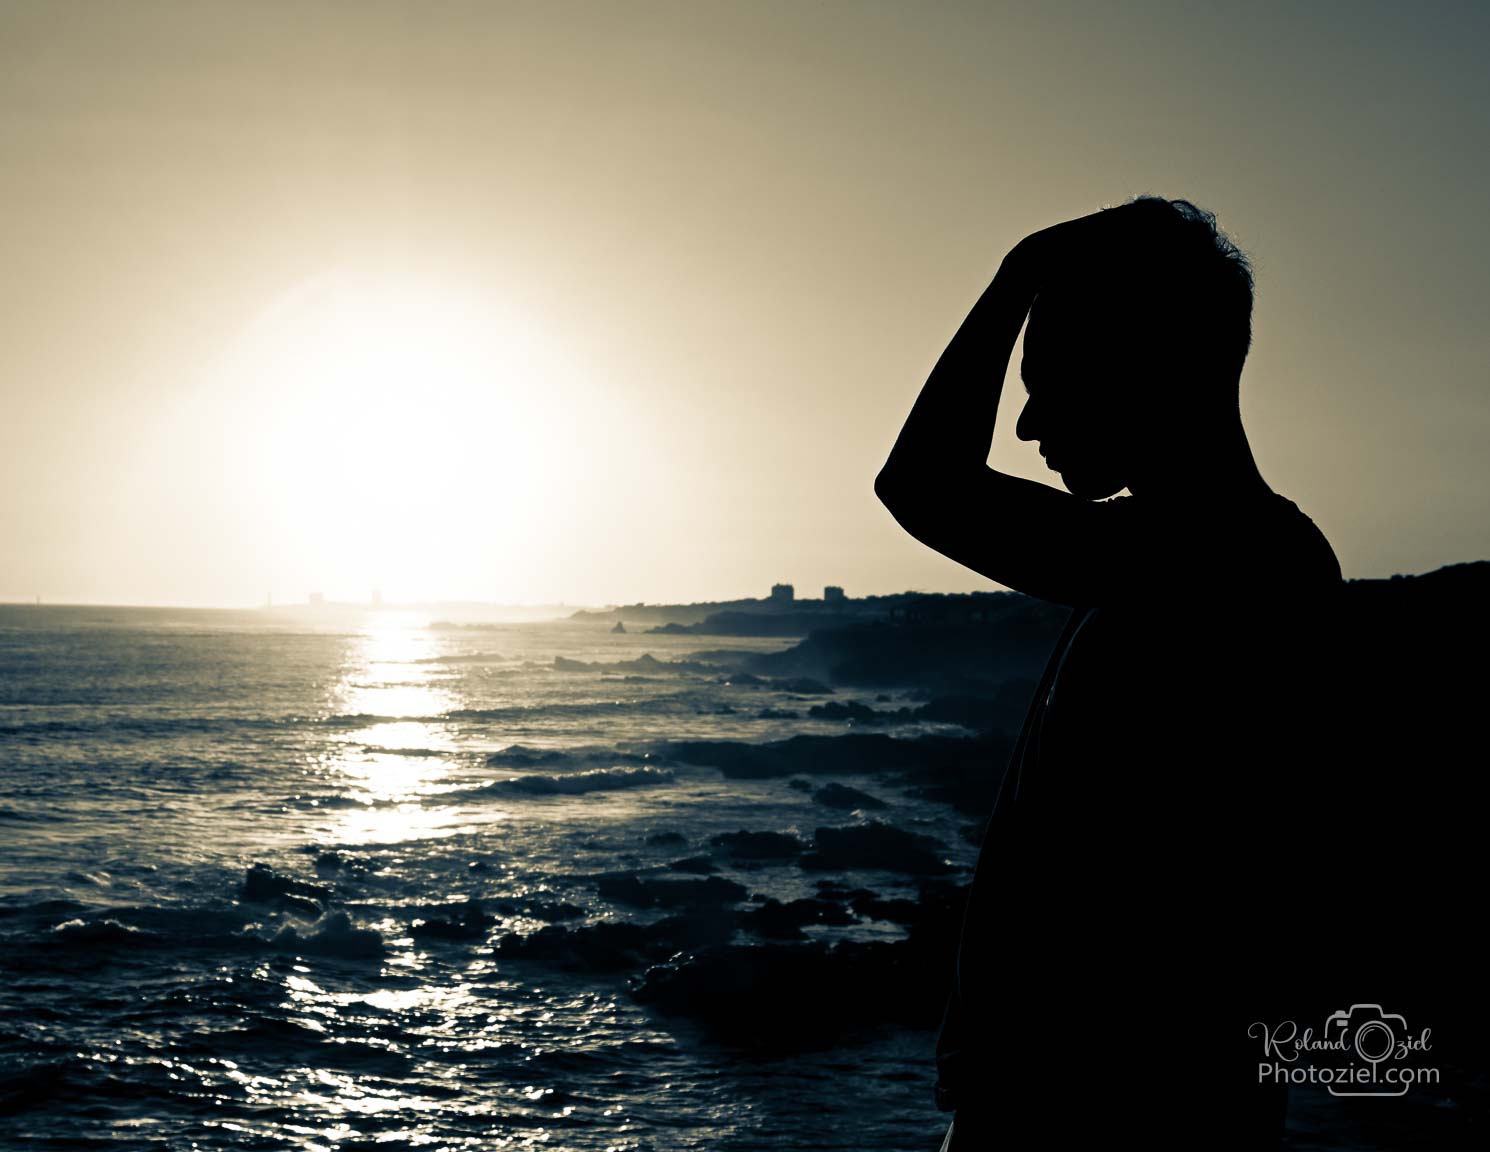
[1126,413,1273,506]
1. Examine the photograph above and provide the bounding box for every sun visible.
[169,268,601,604]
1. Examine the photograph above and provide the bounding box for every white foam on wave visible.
[270,910,386,958]
[500,765,676,796]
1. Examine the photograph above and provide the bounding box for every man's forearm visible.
[876,242,1039,492]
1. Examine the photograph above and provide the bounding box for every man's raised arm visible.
[874,235,1040,489]
[873,216,1125,607]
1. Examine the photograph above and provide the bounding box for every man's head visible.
[1014,196,1255,500]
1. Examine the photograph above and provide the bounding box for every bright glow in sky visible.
[155,270,609,604]
[2,1,1487,607]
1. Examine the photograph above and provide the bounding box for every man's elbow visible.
[874,468,914,517]
[876,462,948,514]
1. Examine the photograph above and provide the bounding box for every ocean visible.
[0,605,980,1150]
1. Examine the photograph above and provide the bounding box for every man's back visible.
[937,490,1344,1145]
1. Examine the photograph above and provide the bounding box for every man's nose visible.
[1015,397,1041,442]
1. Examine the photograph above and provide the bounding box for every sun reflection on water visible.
[334,613,457,721]
[253,957,631,1148]
[313,614,506,845]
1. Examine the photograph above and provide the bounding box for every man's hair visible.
[1101,195,1255,387]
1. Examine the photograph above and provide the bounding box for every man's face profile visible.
[1015,287,1136,501]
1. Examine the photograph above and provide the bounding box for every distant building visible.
[309,591,325,606]
[770,583,794,603]
[824,585,845,604]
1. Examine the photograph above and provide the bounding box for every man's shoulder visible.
[1095,490,1343,590]
[1262,493,1344,587]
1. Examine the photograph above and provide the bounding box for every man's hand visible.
[875,203,1138,608]
[1005,209,1111,296]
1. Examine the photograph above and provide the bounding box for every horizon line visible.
[0,588,1018,613]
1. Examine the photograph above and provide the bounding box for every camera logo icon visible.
[1323,1003,1410,1096]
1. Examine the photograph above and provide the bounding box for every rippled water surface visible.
[0,606,970,1150]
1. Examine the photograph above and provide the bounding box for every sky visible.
[2,0,1487,608]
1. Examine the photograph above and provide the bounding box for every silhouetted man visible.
[875,197,1343,1149]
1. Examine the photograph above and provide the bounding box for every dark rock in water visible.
[644,830,687,847]
[497,921,656,972]
[651,907,739,951]
[612,620,626,633]
[630,880,972,1043]
[240,864,329,915]
[468,860,489,871]
[721,672,767,686]
[410,898,494,941]
[757,707,800,719]
[310,850,373,876]
[708,830,805,861]
[807,700,887,724]
[909,693,1005,731]
[741,897,857,941]
[811,879,869,899]
[553,652,716,675]
[837,733,1021,799]
[775,676,834,695]
[658,731,936,780]
[631,943,851,1040]
[800,821,952,876]
[796,693,1017,732]
[630,940,930,1044]
[496,907,737,972]
[479,896,585,922]
[595,873,749,908]
[907,877,970,932]
[812,783,887,810]
[787,777,814,792]
[688,647,765,667]
[666,855,717,874]
[849,893,921,926]
[646,622,694,635]
[883,733,1013,816]
[523,899,586,921]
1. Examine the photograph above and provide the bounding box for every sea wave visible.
[450,765,676,800]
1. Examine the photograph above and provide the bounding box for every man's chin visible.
[1059,469,1127,501]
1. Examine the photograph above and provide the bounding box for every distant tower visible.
[372,588,383,609]
[770,583,794,603]
[824,585,845,604]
